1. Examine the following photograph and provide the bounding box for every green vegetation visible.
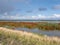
[0,22,60,30]
[0,27,60,45]
[37,23,60,30]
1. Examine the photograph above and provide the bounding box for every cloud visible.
[1,13,60,20]
[31,15,46,19]
[26,10,32,13]
[38,8,47,11]
[53,14,60,18]
[52,5,60,10]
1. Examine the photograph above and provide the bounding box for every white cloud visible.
[53,14,60,18]
[1,13,60,20]
[31,14,60,20]
[38,15,46,19]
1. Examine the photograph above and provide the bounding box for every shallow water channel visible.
[14,28,60,37]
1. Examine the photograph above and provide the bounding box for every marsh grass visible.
[0,22,60,30]
[0,27,60,45]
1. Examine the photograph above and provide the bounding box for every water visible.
[0,20,60,23]
[15,28,60,37]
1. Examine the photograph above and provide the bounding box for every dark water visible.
[14,28,60,37]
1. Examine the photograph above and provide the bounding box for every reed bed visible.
[0,22,60,30]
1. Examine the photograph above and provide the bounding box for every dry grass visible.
[0,27,60,45]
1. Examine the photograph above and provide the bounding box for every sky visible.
[0,0,60,20]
